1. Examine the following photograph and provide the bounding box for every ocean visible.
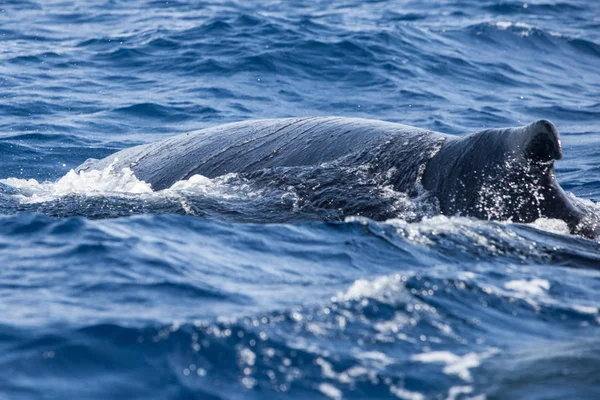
[0,0,599,399]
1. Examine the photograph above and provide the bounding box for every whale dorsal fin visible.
[521,119,562,163]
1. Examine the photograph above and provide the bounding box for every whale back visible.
[77,117,596,237]
[78,117,443,192]
[422,120,595,236]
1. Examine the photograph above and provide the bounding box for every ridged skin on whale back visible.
[77,117,596,237]
[77,117,444,193]
[422,119,596,237]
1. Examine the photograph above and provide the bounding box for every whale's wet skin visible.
[74,117,598,237]
[1,1,600,399]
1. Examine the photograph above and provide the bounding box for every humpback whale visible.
[77,117,597,238]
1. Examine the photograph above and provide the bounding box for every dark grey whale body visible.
[78,117,597,237]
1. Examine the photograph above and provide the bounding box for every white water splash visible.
[1,165,152,203]
[504,278,550,296]
[385,215,539,256]
[0,162,261,204]
[411,349,497,382]
[572,305,598,315]
[494,21,534,37]
[528,218,570,235]
[390,385,425,400]
[341,273,412,306]
[319,383,342,400]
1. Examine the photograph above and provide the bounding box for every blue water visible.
[1,1,599,399]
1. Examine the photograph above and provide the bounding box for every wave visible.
[460,21,600,59]
[1,260,598,399]
[2,0,600,398]
[1,163,599,243]
[112,102,217,121]
[3,5,599,147]
[484,2,586,15]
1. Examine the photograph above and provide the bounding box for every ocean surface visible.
[1,0,599,399]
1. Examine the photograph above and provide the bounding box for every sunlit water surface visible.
[0,1,599,399]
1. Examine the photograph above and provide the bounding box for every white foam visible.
[572,305,598,315]
[390,385,425,400]
[458,271,477,280]
[495,21,513,30]
[318,383,342,400]
[354,351,395,368]
[239,348,256,366]
[344,276,399,300]
[494,21,533,36]
[411,349,497,382]
[386,215,522,251]
[504,278,550,296]
[446,386,474,400]
[528,218,570,235]
[0,163,260,204]
[168,173,258,199]
[1,166,152,203]
[375,313,410,334]
[571,195,600,212]
[345,365,368,378]
[341,274,410,306]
